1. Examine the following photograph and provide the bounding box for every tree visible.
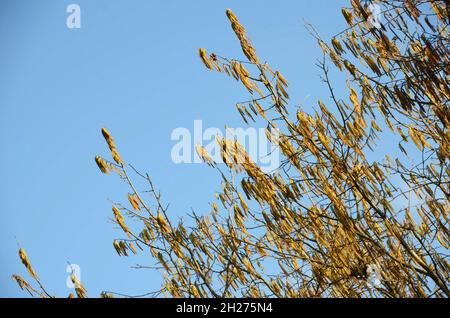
[14,0,449,298]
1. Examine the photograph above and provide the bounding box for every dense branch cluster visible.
[14,0,449,298]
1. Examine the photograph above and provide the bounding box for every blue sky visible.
[0,0,361,297]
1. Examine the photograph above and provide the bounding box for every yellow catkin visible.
[128,193,140,211]
[226,9,259,64]
[71,273,87,298]
[198,48,213,70]
[19,248,37,279]
[101,128,123,164]
[112,205,130,235]
[11,274,35,294]
[157,212,170,234]
[95,156,109,174]
[195,145,214,166]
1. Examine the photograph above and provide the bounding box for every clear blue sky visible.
[0,0,374,297]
